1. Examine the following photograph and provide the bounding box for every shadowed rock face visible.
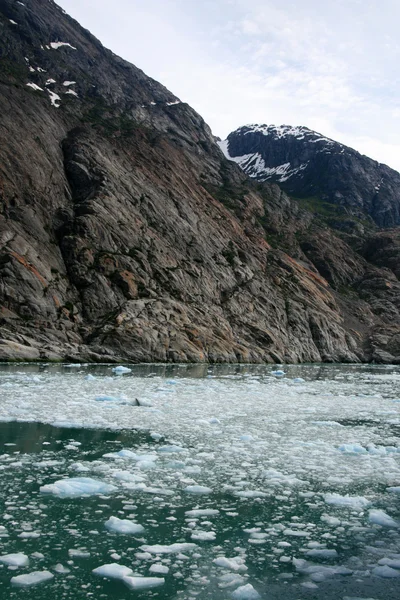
[0,0,399,364]
[221,125,400,229]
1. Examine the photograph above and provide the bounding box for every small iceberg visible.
[0,553,29,567]
[40,477,117,498]
[123,576,165,590]
[272,370,285,377]
[11,571,54,587]
[105,516,145,535]
[112,366,132,374]
[93,563,133,579]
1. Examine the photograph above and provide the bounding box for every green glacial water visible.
[0,363,400,599]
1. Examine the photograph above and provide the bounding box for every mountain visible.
[219,124,400,229]
[0,0,400,364]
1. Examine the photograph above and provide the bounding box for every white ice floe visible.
[158,445,185,453]
[369,509,399,528]
[213,556,248,572]
[105,516,144,535]
[65,90,78,97]
[184,485,212,494]
[40,477,117,497]
[233,490,267,498]
[149,563,169,574]
[231,583,261,599]
[11,571,54,587]
[191,530,216,541]
[92,563,133,579]
[305,548,338,559]
[293,558,352,582]
[372,565,400,578]
[68,549,90,558]
[63,81,76,86]
[141,543,197,554]
[123,576,165,590]
[9,19,18,25]
[387,486,400,493]
[0,553,29,567]
[185,509,219,517]
[112,366,132,374]
[323,493,371,509]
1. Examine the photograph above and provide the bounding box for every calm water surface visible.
[0,363,399,599]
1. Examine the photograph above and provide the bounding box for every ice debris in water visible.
[387,486,400,493]
[123,576,165,590]
[141,543,197,554]
[149,564,169,574]
[323,493,370,509]
[271,370,285,377]
[0,553,29,566]
[213,556,248,572]
[231,583,261,599]
[40,477,117,497]
[11,571,54,587]
[92,563,133,579]
[85,374,95,381]
[112,366,132,374]
[185,508,219,517]
[105,516,145,535]
[184,485,212,494]
[369,509,399,528]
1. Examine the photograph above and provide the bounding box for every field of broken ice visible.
[0,363,400,599]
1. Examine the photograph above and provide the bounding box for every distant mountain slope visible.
[0,0,400,364]
[219,125,400,228]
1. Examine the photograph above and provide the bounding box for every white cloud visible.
[57,0,400,171]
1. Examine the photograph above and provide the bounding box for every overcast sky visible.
[57,0,400,171]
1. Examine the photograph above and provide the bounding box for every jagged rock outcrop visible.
[220,124,400,229]
[0,0,400,363]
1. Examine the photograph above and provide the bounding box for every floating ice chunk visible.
[231,583,261,599]
[283,529,311,537]
[70,462,90,473]
[191,531,216,541]
[185,509,219,517]
[26,83,43,92]
[18,531,40,538]
[338,444,367,454]
[141,543,197,554]
[105,516,145,535]
[293,558,352,581]
[54,564,70,574]
[68,549,90,558]
[387,486,400,493]
[158,445,185,453]
[323,493,370,509]
[213,556,248,572]
[85,374,95,381]
[0,553,29,567]
[372,565,400,578]
[184,485,212,494]
[378,558,400,569]
[40,477,117,497]
[49,42,77,50]
[11,571,54,587]
[93,563,133,579]
[218,573,245,588]
[240,435,253,441]
[149,564,169,574]
[233,490,266,498]
[112,470,145,483]
[320,515,341,527]
[123,576,165,590]
[293,378,305,383]
[95,396,121,402]
[112,366,131,374]
[369,509,399,528]
[272,370,285,377]
[9,19,18,24]
[63,81,76,86]
[45,78,56,85]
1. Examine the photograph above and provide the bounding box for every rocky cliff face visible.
[220,124,400,229]
[0,0,400,364]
